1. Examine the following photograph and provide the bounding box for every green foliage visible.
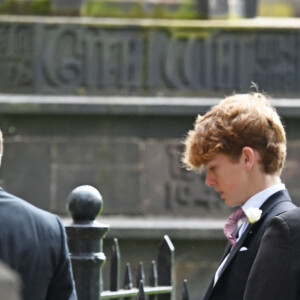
[82,0,200,19]
[0,0,203,19]
[258,3,294,17]
[82,1,143,18]
[0,0,50,15]
[30,0,50,15]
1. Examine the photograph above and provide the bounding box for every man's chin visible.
[225,199,236,207]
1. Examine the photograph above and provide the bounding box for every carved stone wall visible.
[1,16,300,299]
[1,17,300,96]
[0,109,230,217]
[0,97,299,218]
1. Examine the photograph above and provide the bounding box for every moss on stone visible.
[258,3,294,17]
[0,0,50,15]
[82,0,200,19]
[30,0,50,15]
[82,1,143,18]
[0,0,203,18]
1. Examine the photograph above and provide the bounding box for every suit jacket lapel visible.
[216,190,291,282]
[259,189,290,216]
[203,223,253,299]
[217,222,254,279]
[205,190,292,299]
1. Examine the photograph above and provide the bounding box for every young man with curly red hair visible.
[183,92,296,300]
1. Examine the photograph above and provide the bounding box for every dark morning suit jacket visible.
[244,207,300,300]
[0,187,77,300]
[202,189,296,300]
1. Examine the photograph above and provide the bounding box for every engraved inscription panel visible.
[146,31,300,94]
[142,140,232,217]
[0,21,299,95]
[253,33,298,91]
[39,25,143,93]
[0,24,34,92]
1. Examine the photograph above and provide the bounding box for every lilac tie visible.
[224,207,246,247]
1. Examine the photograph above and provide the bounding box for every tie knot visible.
[229,207,246,223]
[224,207,246,247]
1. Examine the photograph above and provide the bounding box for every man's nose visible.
[205,174,215,187]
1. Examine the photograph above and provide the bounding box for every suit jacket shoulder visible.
[203,189,296,300]
[0,188,77,300]
[244,207,300,300]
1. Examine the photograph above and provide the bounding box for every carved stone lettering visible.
[146,30,300,94]
[42,26,83,89]
[147,31,215,91]
[94,32,143,90]
[0,24,33,89]
[214,35,237,89]
[146,31,169,89]
[164,144,226,215]
[253,34,297,91]
[0,21,298,95]
[183,38,213,89]
[147,31,247,92]
[41,26,143,92]
[143,140,226,216]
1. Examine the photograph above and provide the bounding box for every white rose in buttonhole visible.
[245,207,262,224]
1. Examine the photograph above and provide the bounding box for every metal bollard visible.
[65,185,110,300]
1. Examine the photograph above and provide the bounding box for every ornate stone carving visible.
[0,20,299,95]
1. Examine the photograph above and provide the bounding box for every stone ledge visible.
[1,15,300,29]
[61,216,225,240]
[0,94,300,117]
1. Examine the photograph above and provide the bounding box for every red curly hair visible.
[182,93,286,174]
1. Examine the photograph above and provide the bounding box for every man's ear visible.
[241,147,255,170]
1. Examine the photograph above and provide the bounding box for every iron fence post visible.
[65,185,110,300]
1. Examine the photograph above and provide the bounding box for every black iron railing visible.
[102,236,174,300]
[65,185,188,300]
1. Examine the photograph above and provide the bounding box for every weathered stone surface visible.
[56,139,140,165]
[142,140,232,217]
[55,140,141,214]
[0,17,300,96]
[0,140,51,211]
[51,0,84,11]
[0,14,299,300]
[0,96,298,299]
[0,97,299,217]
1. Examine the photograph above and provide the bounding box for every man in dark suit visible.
[182,92,296,300]
[0,131,77,299]
[244,207,300,300]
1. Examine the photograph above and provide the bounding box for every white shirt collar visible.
[236,183,286,242]
[242,183,286,213]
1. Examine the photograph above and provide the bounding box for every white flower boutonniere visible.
[245,207,262,224]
